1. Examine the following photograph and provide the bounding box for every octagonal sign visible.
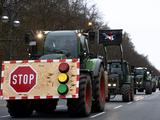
[10,65,37,93]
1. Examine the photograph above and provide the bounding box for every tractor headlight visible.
[108,84,111,87]
[113,83,117,87]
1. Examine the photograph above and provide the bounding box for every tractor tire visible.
[122,84,131,102]
[106,94,110,102]
[67,74,92,117]
[130,88,134,101]
[7,100,33,118]
[92,66,106,112]
[34,99,58,113]
[145,82,152,94]
[152,83,156,92]
[134,88,137,94]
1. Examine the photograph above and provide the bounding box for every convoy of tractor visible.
[0,29,158,118]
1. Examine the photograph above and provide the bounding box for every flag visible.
[99,29,122,45]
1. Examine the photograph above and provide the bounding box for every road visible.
[0,90,160,120]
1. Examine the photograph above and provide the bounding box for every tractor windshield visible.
[44,32,77,58]
[108,63,122,74]
[135,69,144,75]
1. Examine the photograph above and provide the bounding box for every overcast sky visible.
[93,0,160,70]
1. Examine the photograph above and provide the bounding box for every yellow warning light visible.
[58,73,69,83]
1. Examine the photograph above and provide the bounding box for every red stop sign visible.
[10,66,37,93]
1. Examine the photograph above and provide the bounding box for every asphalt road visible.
[0,90,160,120]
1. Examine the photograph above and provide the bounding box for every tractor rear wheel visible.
[67,74,92,116]
[122,84,131,102]
[7,100,33,118]
[134,88,137,94]
[152,82,156,92]
[130,88,134,101]
[145,82,152,94]
[92,66,106,112]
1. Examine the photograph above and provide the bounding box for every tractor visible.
[107,60,134,101]
[0,30,108,117]
[133,67,153,94]
[98,29,134,102]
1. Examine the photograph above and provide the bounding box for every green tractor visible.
[107,60,134,102]
[98,29,134,102]
[2,30,108,117]
[133,67,153,94]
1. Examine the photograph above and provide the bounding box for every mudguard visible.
[85,58,103,77]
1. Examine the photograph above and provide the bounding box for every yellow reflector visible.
[58,73,69,83]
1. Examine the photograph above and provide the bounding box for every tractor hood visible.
[108,74,119,82]
[135,75,143,79]
[109,74,119,78]
[135,75,143,82]
[39,54,67,60]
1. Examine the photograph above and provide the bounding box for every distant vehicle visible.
[99,29,134,102]
[107,60,134,102]
[133,67,154,94]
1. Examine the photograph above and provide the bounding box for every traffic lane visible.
[0,94,147,119]
[0,92,157,120]
[0,96,126,120]
[116,91,160,120]
[0,101,123,119]
[91,90,160,120]
[0,100,9,119]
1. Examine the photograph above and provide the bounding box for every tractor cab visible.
[25,30,90,60]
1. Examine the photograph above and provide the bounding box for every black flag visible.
[99,29,122,45]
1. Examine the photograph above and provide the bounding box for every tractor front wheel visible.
[122,84,131,102]
[145,82,152,94]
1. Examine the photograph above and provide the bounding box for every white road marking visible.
[135,96,144,101]
[0,115,10,118]
[127,102,133,104]
[90,112,106,118]
[114,105,123,109]
[135,99,139,101]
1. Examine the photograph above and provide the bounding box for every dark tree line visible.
[0,0,159,75]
